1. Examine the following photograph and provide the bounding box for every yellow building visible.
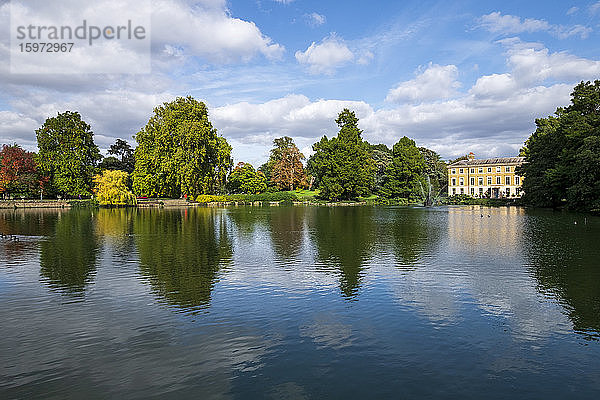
[447,153,524,198]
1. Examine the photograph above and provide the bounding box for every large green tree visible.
[133,97,232,198]
[227,162,267,194]
[380,137,426,200]
[36,111,101,197]
[307,109,375,200]
[519,80,600,211]
[100,139,135,173]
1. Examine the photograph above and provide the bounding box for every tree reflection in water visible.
[39,210,99,295]
[134,208,233,312]
[267,206,306,263]
[524,211,600,339]
[308,207,375,300]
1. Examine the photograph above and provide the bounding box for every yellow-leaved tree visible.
[93,170,137,206]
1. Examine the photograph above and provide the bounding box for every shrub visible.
[196,194,230,203]
[93,170,136,207]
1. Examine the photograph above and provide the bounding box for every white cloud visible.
[210,41,600,161]
[478,12,551,34]
[504,41,600,84]
[306,12,326,27]
[386,64,460,103]
[211,94,373,139]
[295,35,354,75]
[478,11,592,39]
[152,0,284,63]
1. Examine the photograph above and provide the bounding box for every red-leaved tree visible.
[0,144,46,198]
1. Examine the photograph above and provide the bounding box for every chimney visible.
[468,152,475,160]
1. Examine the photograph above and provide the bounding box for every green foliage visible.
[380,137,426,199]
[418,147,447,195]
[36,111,101,197]
[93,170,137,206]
[196,194,230,203]
[227,162,267,194]
[229,191,298,203]
[520,81,600,211]
[308,109,375,200]
[195,192,300,203]
[368,143,393,193]
[132,96,232,198]
[105,139,135,173]
[68,199,99,208]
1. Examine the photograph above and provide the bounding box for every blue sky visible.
[1,0,600,165]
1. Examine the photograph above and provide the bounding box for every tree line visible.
[1,80,598,211]
[0,96,447,204]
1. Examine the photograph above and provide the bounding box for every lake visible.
[1,205,599,399]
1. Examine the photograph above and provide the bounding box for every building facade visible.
[447,153,525,198]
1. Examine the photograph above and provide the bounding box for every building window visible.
[459,168,464,174]
[496,166,501,172]
[452,169,456,174]
[487,167,492,173]
[478,177,483,185]
[487,177,492,185]
[460,188,464,194]
[515,176,520,185]
[470,177,475,185]
[451,178,456,186]
[505,176,511,185]
[496,176,501,184]
[471,188,475,195]
[459,177,464,186]
[506,166,511,172]
[479,167,483,173]
[453,188,456,195]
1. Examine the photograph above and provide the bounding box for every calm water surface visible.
[1,206,599,399]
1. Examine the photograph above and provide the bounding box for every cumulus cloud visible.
[477,11,591,39]
[295,35,354,74]
[210,41,600,161]
[211,94,373,139]
[386,64,460,103]
[503,39,600,84]
[152,0,284,63]
[5,90,174,151]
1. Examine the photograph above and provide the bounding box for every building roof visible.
[448,157,525,167]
